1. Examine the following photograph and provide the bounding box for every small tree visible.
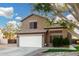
[2,22,19,40]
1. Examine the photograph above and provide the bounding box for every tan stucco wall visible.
[21,15,49,30]
[21,14,70,39]
[49,28,68,38]
[62,29,68,38]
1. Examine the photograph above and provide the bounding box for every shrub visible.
[63,38,70,45]
[52,36,70,47]
[52,36,63,47]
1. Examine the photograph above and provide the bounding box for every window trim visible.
[29,22,37,29]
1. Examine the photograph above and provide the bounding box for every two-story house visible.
[17,14,71,47]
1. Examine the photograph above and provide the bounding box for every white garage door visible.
[19,34,43,47]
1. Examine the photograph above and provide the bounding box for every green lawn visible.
[43,49,77,53]
[43,46,79,53]
[75,46,79,51]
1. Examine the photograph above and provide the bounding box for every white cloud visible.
[8,21,17,28]
[74,28,79,34]
[7,20,21,29]
[8,20,17,25]
[15,16,22,20]
[66,14,79,26]
[66,14,77,22]
[54,16,61,23]
[0,7,14,18]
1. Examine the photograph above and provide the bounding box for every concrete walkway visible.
[0,47,40,56]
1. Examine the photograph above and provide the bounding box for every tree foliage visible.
[2,23,18,40]
[33,3,79,30]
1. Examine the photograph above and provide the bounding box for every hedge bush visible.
[52,36,63,47]
[63,38,70,45]
[52,37,70,47]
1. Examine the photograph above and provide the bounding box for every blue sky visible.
[0,3,70,28]
[0,3,32,28]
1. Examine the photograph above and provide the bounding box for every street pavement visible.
[0,47,40,56]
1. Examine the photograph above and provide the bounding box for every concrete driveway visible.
[0,47,40,56]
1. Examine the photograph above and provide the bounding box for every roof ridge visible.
[21,14,48,22]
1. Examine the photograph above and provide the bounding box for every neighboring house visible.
[17,14,71,47]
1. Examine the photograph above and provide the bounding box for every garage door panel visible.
[19,35,42,47]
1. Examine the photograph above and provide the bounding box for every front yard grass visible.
[43,45,79,53]
[75,46,79,51]
[43,49,77,53]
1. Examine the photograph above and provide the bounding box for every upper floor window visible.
[30,22,37,29]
